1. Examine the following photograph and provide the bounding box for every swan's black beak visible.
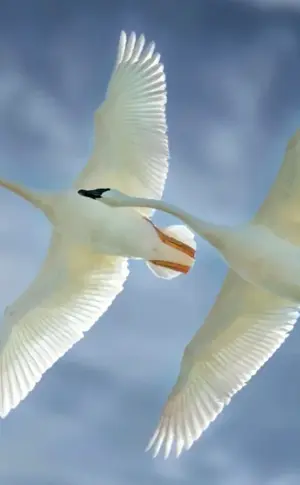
[78,188,111,200]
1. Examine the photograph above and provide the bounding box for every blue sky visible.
[1,1,300,484]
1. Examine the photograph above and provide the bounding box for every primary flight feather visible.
[0,31,196,417]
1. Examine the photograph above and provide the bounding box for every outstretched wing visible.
[0,231,129,417]
[74,31,168,217]
[147,270,298,458]
[255,129,300,243]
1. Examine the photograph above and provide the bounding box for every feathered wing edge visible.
[0,233,129,417]
[146,272,299,458]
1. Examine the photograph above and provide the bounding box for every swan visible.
[95,128,300,458]
[0,31,196,418]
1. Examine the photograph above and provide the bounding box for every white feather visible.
[255,128,300,242]
[0,232,129,417]
[146,271,298,458]
[74,31,169,217]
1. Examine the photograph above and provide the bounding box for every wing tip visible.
[145,421,187,459]
[116,30,160,68]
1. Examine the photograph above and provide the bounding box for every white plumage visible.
[75,31,169,216]
[101,129,300,457]
[0,32,196,417]
[0,234,129,416]
[146,275,298,458]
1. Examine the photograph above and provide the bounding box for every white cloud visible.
[168,26,298,223]
[0,61,91,190]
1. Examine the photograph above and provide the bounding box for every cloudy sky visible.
[1,0,300,484]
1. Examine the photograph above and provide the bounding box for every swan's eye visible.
[78,188,111,200]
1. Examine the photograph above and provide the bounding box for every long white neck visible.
[114,196,229,249]
[0,178,52,215]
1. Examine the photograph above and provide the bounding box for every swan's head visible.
[78,188,132,207]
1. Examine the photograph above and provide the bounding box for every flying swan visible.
[0,32,196,418]
[95,128,300,458]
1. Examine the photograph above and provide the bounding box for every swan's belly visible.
[52,191,156,258]
[222,224,300,302]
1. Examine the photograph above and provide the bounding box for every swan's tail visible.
[146,224,196,279]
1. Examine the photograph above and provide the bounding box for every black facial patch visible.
[78,188,111,200]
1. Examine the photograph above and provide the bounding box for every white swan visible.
[0,32,196,418]
[98,128,300,458]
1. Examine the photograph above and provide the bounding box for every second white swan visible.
[97,128,300,458]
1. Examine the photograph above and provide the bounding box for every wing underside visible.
[75,31,169,217]
[255,129,300,243]
[147,270,299,458]
[0,232,129,417]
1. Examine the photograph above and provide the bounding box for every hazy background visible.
[0,1,300,484]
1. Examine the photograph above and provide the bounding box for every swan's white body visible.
[210,222,300,301]
[101,128,300,458]
[47,191,165,258]
[0,32,196,418]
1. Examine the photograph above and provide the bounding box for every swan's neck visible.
[158,202,225,246]
[0,178,53,215]
[115,197,229,249]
